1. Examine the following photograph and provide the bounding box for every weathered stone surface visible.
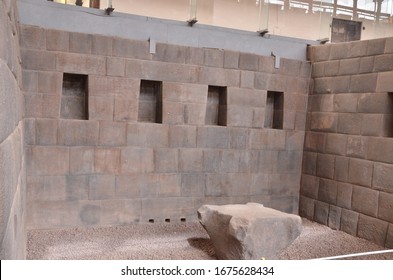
[198,203,302,260]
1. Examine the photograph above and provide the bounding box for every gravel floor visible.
[27,219,393,260]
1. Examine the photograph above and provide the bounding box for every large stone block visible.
[185,46,204,65]
[358,93,392,114]
[340,209,359,236]
[346,136,367,158]
[373,163,393,193]
[20,25,45,49]
[310,112,337,132]
[229,127,250,149]
[163,82,207,104]
[91,34,112,56]
[127,123,169,148]
[154,148,179,173]
[373,54,393,72]
[338,58,360,75]
[325,133,347,155]
[114,97,138,122]
[323,60,339,76]
[89,76,139,97]
[181,173,205,197]
[69,147,95,175]
[58,120,99,146]
[299,195,315,220]
[95,148,120,174]
[69,32,92,54]
[168,125,196,148]
[37,71,62,95]
[21,49,56,71]
[89,95,114,121]
[302,151,317,175]
[120,147,154,173]
[26,146,69,176]
[197,126,229,149]
[367,137,393,164]
[350,73,378,93]
[205,173,251,197]
[159,173,181,197]
[318,178,337,204]
[202,149,221,173]
[308,45,331,62]
[56,53,106,75]
[240,71,254,89]
[106,57,125,77]
[304,132,325,152]
[348,158,373,187]
[314,201,329,225]
[357,214,388,246]
[112,37,150,60]
[328,205,341,230]
[178,149,203,172]
[359,56,374,73]
[376,71,393,92]
[224,50,239,69]
[98,121,126,146]
[329,43,350,60]
[250,150,278,173]
[337,113,362,135]
[46,29,69,52]
[198,203,302,260]
[154,43,186,64]
[24,94,60,118]
[367,38,386,56]
[88,175,116,200]
[378,192,393,223]
[361,114,382,137]
[226,105,253,127]
[386,224,393,248]
[115,174,159,198]
[352,185,379,217]
[239,53,259,71]
[333,94,358,113]
[336,182,352,209]
[204,48,224,68]
[316,154,335,179]
[35,118,58,145]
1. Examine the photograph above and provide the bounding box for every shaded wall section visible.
[20,24,311,229]
[0,0,26,259]
[300,38,393,248]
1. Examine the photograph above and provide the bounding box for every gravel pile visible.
[27,219,393,260]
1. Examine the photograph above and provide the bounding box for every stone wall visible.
[0,0,26,258]
[300,38,393,248]
[20,24,311,229]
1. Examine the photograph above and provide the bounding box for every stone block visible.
[229,127,250,149]
[26,146,69,176]
[219,150,240,173]
[116,174,159,198]
[178,149,203,172]
[277,151,302,174]
[376,71,393,92]
[367,38,386,56]
[113,97,138,122]
[106,57,125,77]
[299,195,315,220]
[304,132,325,152]
[69,147,95,175]
[88,175,115,200]
[302,151,317,175]
[23,118,36,145]
[197,126,229,149]
[35,118,58,145]
[373,54,393,72]
[204,48,224,67]
[249,129,267,150]
[316,154,335,179]
[340,209,359,236]
[127,123,169,148]
[347,40,368,58]
[20,25,45,49]
[329,43,349,60]
[226,87,265,107]
[181,173,205,197]
[324,133,347,155]
[95,148,120,174]
[69,32,92,54]
[310,95,333,113]
[310,112,337,132]
[348,158,373,187]
[89,76,139,97]
[386,224,393,248]
[159,173,181,197]
[120,147,154,173]
[65,175,89,201]
[240,71,254,88]
[198,203,302,260]
[359,56,374,73]
[184,103,207,125]
[202,149,221,173]
[153,43,185,64]
[162,101,185,125]
[226,105,253,127]
[338,58,360,75]
[58,120,99,146]
[250,150,278,173]
[318,178,337,204]
[163,82,207,104]
[239,52,259,71]
[337,113,362,135]
[336,182,352,209]
[373,163,393,193]
[27,175,66,202]
[350,73,378,93]
[91,34,112,56]
[250,173,269,196]
[38,71,62,95]
[308,45,330,62]
[98,121,126,146]
[334,156,349,182]
[378,187,393,224]
[224,50,239,69]
[346,136,367,158]
[361,114,382,136]
[185,47,204,65]
[357,214,388,246]
[314,201,329,225]
[382,114,393,137]
[22,70,38,92]
[21,49,56,71]
[328,205,342,230]
[300,174,318,199]
[254,72,269,90]
[268,74,286,92]
[314,76,351,94]
[168,125,196,148]
[154,148,178,173]
[352,185,379,217]
[205,173,251,197]
[46,29,69,52]
[367,137,393,164]
[56,52,106,75]
[312,62,325,78]
[358,93,392,114]
[333,94,358,113]
[24,94,60,118]
[112,37,150,60]
[266,129,286,150]
[279,58,301,76]
[89,95,114,121]
[252,107,265,128]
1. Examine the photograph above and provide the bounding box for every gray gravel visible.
[27,218,393,260]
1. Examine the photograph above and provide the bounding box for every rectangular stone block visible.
[95,148,120,174]
[325,133,347,155]
[277,151,302,173]
[38,71,62,95]
[266,129,286,150]
[299,195,315,220]
[333,94,358,113]
[302,151,317,175]
[352,185,379,217]
[205,173,251,197]
[249,129,267,150]
[154,148,178,173]
[92,34,112,56]
[89,95,114,121]
[280,58,302,76]
[202,149,221,173]
[373,163,393,193]
[316,154,335,179]
[35,118,58,145]
[229,127,250,149]
[22,70,38,92]
[328,205,342,230]
[346,136,367,158]
[21,49,56,71]
[226,87,266,108]
[20,25,45,49]
[178,149,203,172]
[350,73,378,93]
[162,101,184,125]
[88,175,115,200]
[358,93,392,114]
[308,44,330,62]
[114,97,138,122]
[24,94,60,118]
[154,43,186,64]
[239,52,259,71]
[168,125,196,148]
[268,173,300,196]
[46,29,69,52]
[252,107,265,128]
[250,150,278,173]
[106,57,125,77]
[69,147,95,175]
[184,103,206,125]
[26,146,69,175]
[224,50,239,69]
[336,182,352,209]
[185,47,204,65]
[197,126,229,149]
[98,121,126,146]
[324,60,339,76]
[376,71,393,92]
[204,48,224,67]
[378,192,393,223]
[163,82,207,104]
[318,178,337,204]
[226,105,253,127]
[385,224,393,248]
[300,174,318,199]
[219,150,241,173]
[112,37,150,60]
[250,173,269,196]
[314,201,329,225]
[181,173,205,197]
[23,118,36,145]
[56,53,106,75]
[340,209,359,236]
[314,76,351,94]
[367,137,393,164]
[120,147,154,173]
[254,72,269,90]
[361,114,382,136]
[240,71,254,89]
[310,112,337,132]
[65,175,89,201]
[115,174,159,198]
[127,123,169,148]
[89,76,139,97]
[338,58,360,75]
[27,175,66,202]
[359,56,374,73]
[58,120,99,146]
[373,54,393,72]
[357,214,388,246]
[304,132,325,152]
[329,43,350,60]
[337,113,362,135]
[159,173,181,197]
[367,38,386,55]
[312,62,324,78]
[348,158,373,187]
[334,156,349,182]
[69,32,92,54]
